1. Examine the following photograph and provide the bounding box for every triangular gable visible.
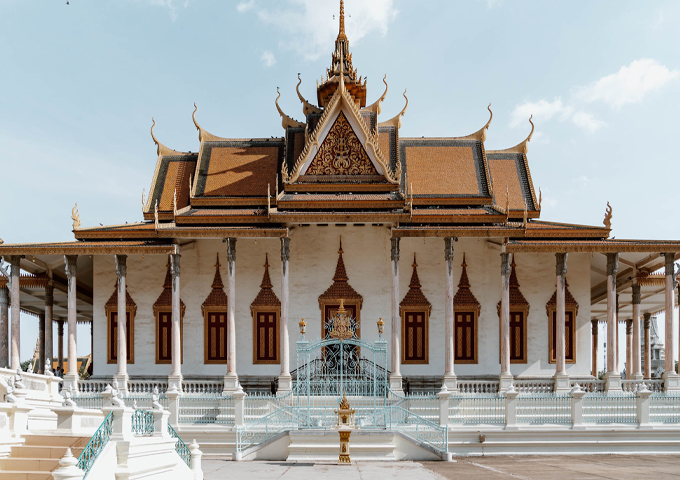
[285,82,399,184]
[305,111,378,176]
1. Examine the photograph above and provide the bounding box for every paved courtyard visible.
[203,456,680,479]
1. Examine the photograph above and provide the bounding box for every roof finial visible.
[603,201,613,230]
[413,253,417,268]
[339,236,343,254]
[338,0,346,40]
[276,87,305,129]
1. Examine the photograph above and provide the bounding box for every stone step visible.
[287,430,397,462]
[10,445,84,459]
[0,457,60,472]
[22,435,89,448]
[0,472,52,480]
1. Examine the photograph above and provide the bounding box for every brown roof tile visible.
[202,254,229,311]
[405,145,481,196]
[251,254,281,308]
[453,255,480,308]
[203,146,279,196]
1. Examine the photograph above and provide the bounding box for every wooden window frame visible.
[498,306,529,364]
[203,307,228,365]
[154,306,184,364]
[400,306,429,365]
[105,305,135,365]
[547,307,577,364]
[454,307,479,364]
[252,306,281,365]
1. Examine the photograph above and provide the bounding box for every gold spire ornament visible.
[603,202,613,230]
[71,203,81,230]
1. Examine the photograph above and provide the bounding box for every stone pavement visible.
[203,456,680,479]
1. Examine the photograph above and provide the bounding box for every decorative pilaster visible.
[643,312,652,379]
[389,237,402,392]
[591,320,598,378]
[604,253,621,392]
[499,250,513,390]
[169,253,182,390]
[64,255,78,391]
[114,254,129,393]
[625,319,633,380]
[279,238,292,392]
[0,287,8,368]
[224,238,240,393]
[554,253,569,391]
[44,284,54,373]
[443,238,457,390]
[8,255,21,370]
[662,253,679,390]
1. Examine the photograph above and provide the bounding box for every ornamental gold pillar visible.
[499,248,513,390]
[223,238,241,393]
[662,253,679,390]
[279,238,292,392]
[64,255,79,390]
[0,286,8,368]
[389,237,403,392]
[114,254,129,393]
[604,253,621,391]
[631,283,643,380]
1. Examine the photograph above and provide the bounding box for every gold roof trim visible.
[192,103,230,142]
[494,115,535,154]
[458,104,493,142]
[150,118,187,157]
[364,75,388,114]
[276,88,305,130]
[377,90,408,129]
[296,75,322,115]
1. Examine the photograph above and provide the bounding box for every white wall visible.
[92,226,591,378]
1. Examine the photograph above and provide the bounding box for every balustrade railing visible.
[77,411,113,478]
[128,380,168,394]
[582,392,637,424]
[178,394,235,424]
[131,409,154,436]
[72,393,104,410]
[457,380,499,394]
[650,392,680,423]
[236,406,297,452]
[516,393,570,424]
[449,393,504,425]
[78,380,108,394]
[514,380,554,394]
[183,380,223,395]
[572,379,605,393]
[388,405,448,453]
[622,379,664,393]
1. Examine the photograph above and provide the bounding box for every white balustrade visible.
[457,380,499,394]
[513,380,554,394]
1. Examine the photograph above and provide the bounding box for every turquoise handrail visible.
[77,411,114,478]
[168,422,191,468]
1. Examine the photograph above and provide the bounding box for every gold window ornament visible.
[251,254,281,364]
[104,280,137,364]
[400,254,431,365]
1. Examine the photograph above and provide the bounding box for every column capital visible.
[606,252,619,277]
[64,255,78,279]
[170,253,180,277]
[390,237,400,263]
[115,254,128,280]
[226,238,236,276]
[8,255,21,276]
[500,252,511,276]
[280,237,290,263]
[626,319,633,335]
[663,252,675,276]
[643,312,651,328]
[555,253,568,278]
[632,284,641,304]
[591,319,598,334]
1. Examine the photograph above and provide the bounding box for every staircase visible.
[0,435,90,480]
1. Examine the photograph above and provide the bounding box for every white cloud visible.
[571,111,605,133]
[261,50,276,67]
[236,0,255,13]
[509,98,573,128]
[575,59,679,109]
[248,0,398,61]
[140,0,190,21]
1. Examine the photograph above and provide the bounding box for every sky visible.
[0,0,679,365]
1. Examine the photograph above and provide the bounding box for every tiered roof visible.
[251,255,281,308]
[400,254,431,311]
[202,254,229,312]
[318,239,363,306]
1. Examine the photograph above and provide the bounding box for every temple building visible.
[1,1,679,400]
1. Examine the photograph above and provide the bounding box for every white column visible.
[554,253,569,391]
[58,321,64,371]
[223,238,240,393]
[278,238,292,392]
[64,255,79,391]
[591,320,598,378]
[8,255,21,370]
[499,249,512,390]
[389,237,403,391]
[662,253,679,390]
[39,313,45,374]
[643,312,651,379]
[114,254,129,393]
[45,284,54,373]
[0,286,8,368]
[443,237,457,390]
[169,253,182,390]
[625,319,633,380]
[605,253,621,391]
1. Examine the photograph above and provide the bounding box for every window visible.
[153,260,185,364]
[104,282,136,364]
[205,311,227,364]
[509,311,527,363]
[157,311,173,363]
[254,311,279,364]
[454,311,477,364]
[546,284,579,364]
[403,310,428,363]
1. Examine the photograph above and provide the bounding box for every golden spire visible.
[338,0,346,40]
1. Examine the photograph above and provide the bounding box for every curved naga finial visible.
[378,89,409,129]
[365,75,389,114]
[538,187,542,210]
[151,118,185,156]
[603,201,613,230]
[296,74,322,116]
[460,103,493,142]
[71,203,81,230]
[276,88,305,129]
[192,103,228,142]
[192,103,202,141]
[0,237,4,245]
[496,115,534,154]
